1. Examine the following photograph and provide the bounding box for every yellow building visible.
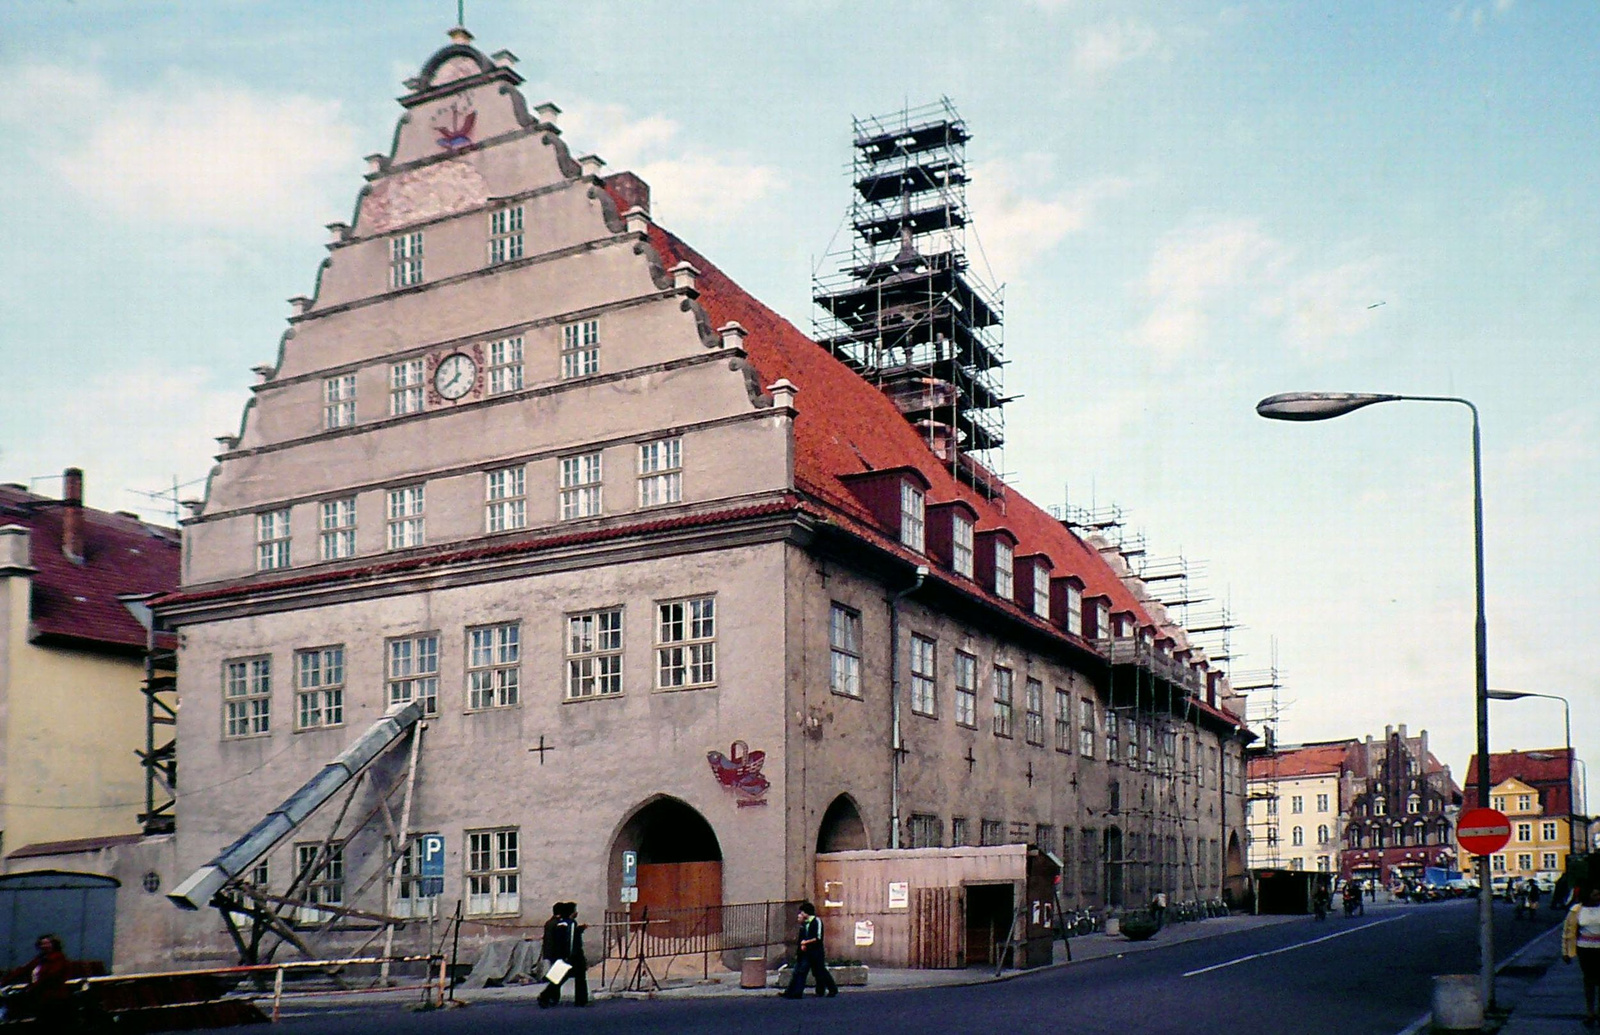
[0,470,179,862]
[1458,759,1589,884]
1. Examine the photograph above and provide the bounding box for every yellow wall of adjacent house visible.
[1,573,147,855]
[1458,777,1577,880]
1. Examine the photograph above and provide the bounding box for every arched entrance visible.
[609,797,723,925]
[816,794,869,853]
[1223,831,1246,905]
[1103,827,1125,907]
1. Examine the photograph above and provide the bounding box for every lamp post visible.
[1488,689,1579,868]
[1257,391,1493,1009]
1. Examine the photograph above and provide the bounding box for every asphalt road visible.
[274,900,1562,1035]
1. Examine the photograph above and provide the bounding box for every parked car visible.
[1491,876,1513,900]
[1445,878,1480,898]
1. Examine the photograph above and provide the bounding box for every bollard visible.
[740,956,767,989]
[1432,974,1483,1031]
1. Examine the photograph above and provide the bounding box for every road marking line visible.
[1182,915,1408,978]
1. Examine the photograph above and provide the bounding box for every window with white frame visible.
[319,497,356,560]
[1106,710,1119,762]
[324,374,357,429]
[992,665,1014,738]
[561,319,599,379]
[224,656,271,737]
[1316,793,1330,812]
[295,646,344,729]
[900,481,926,552]
[1065,583,1083,635]
[393,834,441,918]
[249,859,270,890]
[638,438,682,507]
[390,231,423,287]
[1517,852,1533,871]
[829,603,862,698]
[488,205,524,264]
[294,842,344,923]
[486,336,524,395]
[910,634,936,716]
[256,509,290,570]
[1373,797,1386,816]
[390,359,425,415]
[386,634,439,714]
[1024,677,1044,745]
[567,608,623,699]
[954,650,977,727]
[1542,821,1558,842]
[1031,563,1050,619]
[386,485,425,549]
[980,819,1006,847]
[1291,795,1303,814]
[1492,795,1506,811]
[1517,822,1532,842]
[1407,794,1421,814]
[1127,720,1139,768]
[1517,794,1532,812]
[559,452,603,519]
[466,828,519,915]
[1317,824,1329,843]
[951,817,969,847]
[657,596,715,689]
[1543,851,1559,870]
[952,513,974,577]
[485,467,526,532]
[468,623,520,709]
[1055,688,1072,752]
[994,540,1014,598]
[1080,698,1096,757]
[1292,826,1304,846]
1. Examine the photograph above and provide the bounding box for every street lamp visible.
[1257,390,1493,1010]
[1490,689,1580,868]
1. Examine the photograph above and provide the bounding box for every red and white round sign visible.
[1457,807,1512,856]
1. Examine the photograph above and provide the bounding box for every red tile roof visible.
[1461,749,1577,814]
[7,832,145,860]
[0,484,179,651]
[1247,741,1357,780]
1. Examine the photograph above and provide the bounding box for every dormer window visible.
[1095,600,1110,639]
[900,481,925,552]
[1032,560,1050,618]
[952,514,974,577]
[1065,583,1084,636]
[994,540,1014,598]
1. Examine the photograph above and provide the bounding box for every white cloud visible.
[1071,20,1162,80]
[560,101,780,225]
[965,157,1130,282]
[1131,217,1384,363]
[3,63,356,235]
[1451,0,1515,29]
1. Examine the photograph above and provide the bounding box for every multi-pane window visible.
[638,438,683,507]
[992,666,1014,738]
[394,835,441,919]
[466,828,519,916]
[1316,793,1330,812]
[390,231,424,287]
[486,336,524,395]
[319,497,356,560]
[1542,821,1558,842]
[1291,795,1304,814]
[909,634,937,716]
[952,514,974,577]
[224,657,271,737]
[1543,851,1559,870]
[951,817,969,847]
[907,814,941,849]
[295,842,344,923]
[1126,721,1139,767]
[900,481,926,551]
[390,359,425,415]
[1517,794,1532,812]
[1407,794,1421,814]
[1317,824,1330,844]
[567,608,623,699]
[980,819,1006,847]
[1143,723,1155,768]
[1024,678,1044,745]
[1492,795,1506,811]
[1065,584,1083,635]
[485,467,527,532]
[386,634,439,714]
[1292,826,1304,847]
[488,205,524,264]
[1032,563,1050,618]
[1373,797,1386,816]
[1516,822,1532,842]
[468,623,520,709]
[295,646,345,729]
[561,319,600,379]
[994,540,1014,598]
[657,597,715,689]
[954,650,978,727]
[1035,825,1055,855]
[386,485,425,549]
[256,509,291,571]
[1080,698,1096,757]
[829,603,862,697]
[1054,689,1073,752]
[559,452,603,519]
[1106,710,1119,762]
[1492,854,1505,873]
[324,374,357,428]
[1517,852,1533,871]
[250,860,270,890]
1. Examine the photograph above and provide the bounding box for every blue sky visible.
[3,1,1596,796]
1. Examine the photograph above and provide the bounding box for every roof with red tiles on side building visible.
[0,482,179,651]
[1247,740,1359,781]
[1461,748,1578,814]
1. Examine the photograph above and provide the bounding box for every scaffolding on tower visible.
[814,98,1008,496]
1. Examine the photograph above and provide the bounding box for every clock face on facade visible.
[434,352,477,400]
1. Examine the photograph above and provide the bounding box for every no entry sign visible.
[1457,807,1512,855]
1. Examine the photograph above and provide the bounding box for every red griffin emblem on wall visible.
[432,100,477,151]
[707,741,769,807]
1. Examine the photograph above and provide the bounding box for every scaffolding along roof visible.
[854,117,970,162]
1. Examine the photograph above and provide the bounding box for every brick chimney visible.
[603,171,651,217]
[62,467,85,564]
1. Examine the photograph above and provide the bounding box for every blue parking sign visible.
[420,834,445,896]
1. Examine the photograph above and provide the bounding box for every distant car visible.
[1533,873,1558,894]
[1445,878,1479,898]
[1491,876,1513,900]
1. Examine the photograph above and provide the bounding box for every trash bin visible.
[1432,974,1482,1031]
[741,956,767,989]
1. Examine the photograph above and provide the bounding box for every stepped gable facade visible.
[1340,725,1461,884]
[155,28,1250,965]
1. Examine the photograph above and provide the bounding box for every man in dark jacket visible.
[779,901,838,998]
[1,934,72,1025]
[538,902,589,1007]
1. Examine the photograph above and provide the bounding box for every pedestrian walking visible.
[1563,885,1600,1028]
[1150,890,1167,930]
[537,902,589,1007]
[1312,882,1331,921]
[779,901,838,999]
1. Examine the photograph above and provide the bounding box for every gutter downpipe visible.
[889,565,929,849]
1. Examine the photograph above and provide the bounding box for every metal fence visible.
[600,899,801,990]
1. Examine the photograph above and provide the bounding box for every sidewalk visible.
[1497,923,1585,1035]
